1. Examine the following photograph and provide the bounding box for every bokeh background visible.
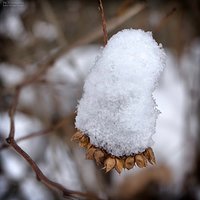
[0,0,200,199]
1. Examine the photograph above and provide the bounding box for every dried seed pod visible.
[124,156,135,170]
[143,148,151,163]
[94,149,105,165]
[135,154,147,168]
[86,147,96,160]
[115,158,124,174]
[71,131,84,142]
[79,135,89,148]
[104,157,116,173]
[72,132,156,173]
[87,143,93,149]
[143,147,156,165]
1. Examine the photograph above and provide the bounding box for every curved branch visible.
[7,139,91,199]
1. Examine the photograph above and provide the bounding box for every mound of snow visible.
[75,29,166,156]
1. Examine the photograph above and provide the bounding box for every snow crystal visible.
[75,29,166,156]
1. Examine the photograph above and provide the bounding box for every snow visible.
[111,50,188,189]
[45,135,82,191]
[0,64,25,86]
[0,1,26,41]
[33,21,58,41]
[0,112,45,160]
[153,51,187,185]
[47,45,98,84]
[20,178,53,200]
[1,151,27,180]
[0,176,9,196]
[75,29,166,156]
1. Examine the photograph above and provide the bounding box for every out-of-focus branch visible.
[0,116,72,151]
[16,3,146,89]
[40,0,67,45]
[153,7,177,33]
[106,3,145,33]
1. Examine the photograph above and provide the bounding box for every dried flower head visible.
[72,29,166,173]
[124,156,135,170]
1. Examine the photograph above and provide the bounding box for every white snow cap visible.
[75,29,166,156]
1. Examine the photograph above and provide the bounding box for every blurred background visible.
[0,0,200,199]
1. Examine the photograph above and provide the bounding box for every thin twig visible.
[98,0,108,46]
[0,126,52,151]
[8,86,21,139]
[16,128,52,143]
[0,116,73,151]
[9,140,91,199]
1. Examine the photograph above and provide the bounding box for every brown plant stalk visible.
[98,0,108,45]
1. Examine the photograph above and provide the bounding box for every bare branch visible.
[9,140,92,199]
[98,0,108,46]
[8,86,21,139]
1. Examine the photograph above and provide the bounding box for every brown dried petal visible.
[104,157,116,173]
[71,131,84,142]
[94,149,105,165]
[144,147,156,165]
[79,135,89,148]
[135,154,147,168]
[87,143,93,149]
[124,156,135,170]
[86,147,96,160]
[115,158,124,174]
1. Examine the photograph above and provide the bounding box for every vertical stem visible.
[8,86,21,140]
[98,0,108,46]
